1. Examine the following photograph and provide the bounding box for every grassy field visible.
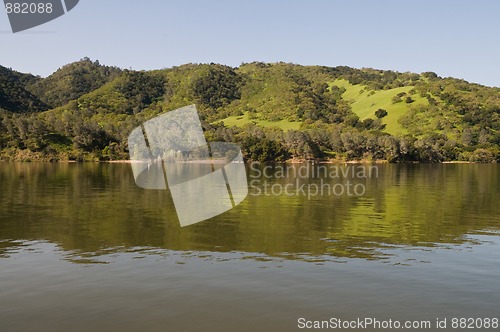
[217,112,302,131]
[333,79,429,135]
[218,79,430,135]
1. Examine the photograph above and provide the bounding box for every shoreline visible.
[0,158,490,164]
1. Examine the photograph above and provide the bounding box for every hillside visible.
[0,60,499,162]
[25,58,123,108]
[0,65,48,113]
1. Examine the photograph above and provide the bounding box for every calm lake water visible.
[1,163,499,331]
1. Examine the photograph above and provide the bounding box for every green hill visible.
[331,79,430,135]
[0,60,499,162]
[0,65,48,113]
[26,58,122,108]
[217,112,302,131]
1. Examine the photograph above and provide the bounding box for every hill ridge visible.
[0,60,499,162]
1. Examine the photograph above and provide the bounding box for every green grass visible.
[216,112,302,131]
[219,79,431,135]
[332,79,429,135]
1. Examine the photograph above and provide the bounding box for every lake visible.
[1,163,499,331]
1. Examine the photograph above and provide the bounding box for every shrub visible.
[375,109,388,118]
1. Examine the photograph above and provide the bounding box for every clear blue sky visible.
[1,0,500,87]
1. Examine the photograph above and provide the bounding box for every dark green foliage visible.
[375,109,388,118]
[240,136,290,162]
[322,66,422,90]
[0,66,49,113]
[192,64,241,109]
[421,71,439,79]
[26,58,122,108]
[115,71,166,113]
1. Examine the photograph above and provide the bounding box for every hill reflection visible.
[0,163,499,263]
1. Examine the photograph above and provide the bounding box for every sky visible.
[1,0,500,87]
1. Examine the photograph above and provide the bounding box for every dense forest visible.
[0,58,499,162]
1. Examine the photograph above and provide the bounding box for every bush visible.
[405,96,414,103]
[469,149,496,163]
[392,95,402,104]
[375,109,388,118]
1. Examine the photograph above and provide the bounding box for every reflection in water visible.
[0,163,499,262]
[1,163,500,331]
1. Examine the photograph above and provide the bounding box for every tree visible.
[375,109,388,118]
[192,65,241,109]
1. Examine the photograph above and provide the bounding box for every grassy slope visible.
[333,79,429,135]
[217,112,302,131]
[217,78,430,135]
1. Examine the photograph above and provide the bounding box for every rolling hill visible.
[0,60,499,162]
[0,65,48,113]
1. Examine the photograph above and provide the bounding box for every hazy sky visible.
[1,0,499,87]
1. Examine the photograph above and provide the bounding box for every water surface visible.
[1,163,499,331]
